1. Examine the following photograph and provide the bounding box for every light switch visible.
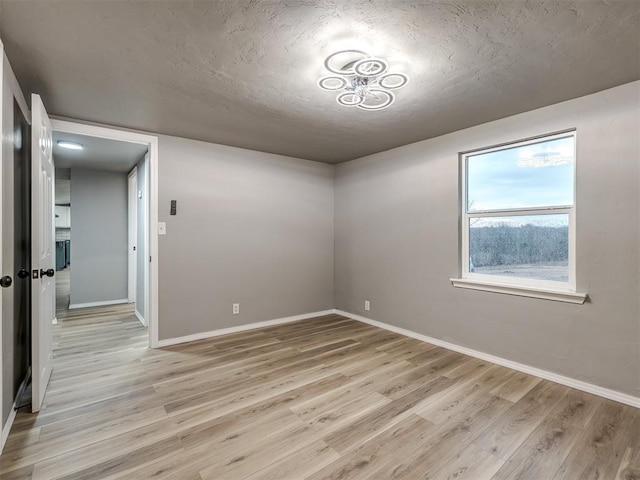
[158,222,167,235]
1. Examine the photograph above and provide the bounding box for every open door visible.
[31,94,54,412]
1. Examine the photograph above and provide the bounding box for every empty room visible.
[0,1,638,479]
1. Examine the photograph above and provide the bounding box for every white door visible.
[128,167,137,303]
[31,94,55,412]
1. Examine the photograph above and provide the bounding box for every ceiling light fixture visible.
[57,141,84,150]
[318,50,409,111]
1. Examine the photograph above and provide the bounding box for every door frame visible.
[0,37,5,449]
[1,38,33,450]
[127,166,137,304]
[50,119,160,348]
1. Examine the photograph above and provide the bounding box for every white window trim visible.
[452,130,588,303]
[450,278,587,304]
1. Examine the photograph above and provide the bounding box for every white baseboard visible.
[156,309,337,347]
[1,401,17,454]
[334,309,640,409]
[68,299,129,310]
[135,309,147,327]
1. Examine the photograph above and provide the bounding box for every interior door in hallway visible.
[31,94,54,412]
[128,167,137,304]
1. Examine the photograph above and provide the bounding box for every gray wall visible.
[157,135,334,340]
[70,168,128,306]
[334,81,640,397]
[135,155,147,323]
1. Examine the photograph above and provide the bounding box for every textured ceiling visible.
[53,132,148,172]
[1,1,638,163]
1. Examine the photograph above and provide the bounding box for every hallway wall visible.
[70,167,128,307]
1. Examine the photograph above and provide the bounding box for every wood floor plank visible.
[307,414,437,480]
[169,372,352,433]
[323,375,456,453]
[490,414,581,480]
[0,465,34,480]
[197,423,321,479]
[382,393,512,479]
[51,436,184,480]
[2,303,637,480]
[243,440,339,480]
[470,380,568,461]
[490,371,543,403]
[416,364,515,425]
[2,418,180,476]
[304,391,392,437]
[552,399,640,480]
[427,443,505,480]
[615,447,640,480]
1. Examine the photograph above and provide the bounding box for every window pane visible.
[469,214,569,282]
[467,135,574,211]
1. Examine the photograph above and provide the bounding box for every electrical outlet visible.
[364,300,370,311]
[232,303,240,315]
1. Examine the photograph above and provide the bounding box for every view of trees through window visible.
[469,215,569,282]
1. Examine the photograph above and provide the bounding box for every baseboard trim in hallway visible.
[156,309,336,347]
[68,299,130,310]
[335,309,640,408]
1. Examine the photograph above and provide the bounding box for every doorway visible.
[50,120,158,346]
[52,131,151,335]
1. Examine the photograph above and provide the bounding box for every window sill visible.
[450,278,588,304]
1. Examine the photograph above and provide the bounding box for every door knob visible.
[0,275,12,288]
[40,268,55,278]
[17,269,30,279]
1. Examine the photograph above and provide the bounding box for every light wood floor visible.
[1,308,638,479]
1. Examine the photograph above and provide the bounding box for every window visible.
[458,131,581,297]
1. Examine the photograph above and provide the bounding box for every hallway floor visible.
[54,268,70,314]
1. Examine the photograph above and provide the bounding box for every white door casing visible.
[31,94,55,413]
[50,119,159,348]
[142,153,150,327]
[0,38,5,437]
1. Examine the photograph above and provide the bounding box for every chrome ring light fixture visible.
[318,50,409,111]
